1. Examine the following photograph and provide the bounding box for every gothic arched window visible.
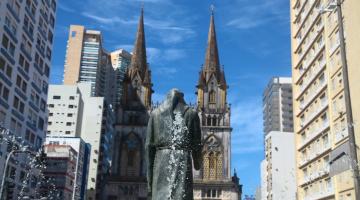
[209,90,216,104]
[120,132,141,177]
[202,136,223,180]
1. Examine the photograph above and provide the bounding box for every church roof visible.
[128,8,148,81]
[200,10,227,88]
[204,12,221,75]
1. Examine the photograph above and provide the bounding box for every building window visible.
[13,96,25,113]
[71,31,76,37]
[209,90,216,104]
[2,35,15,56]
[53,95,61,99]
[120,133,141,177]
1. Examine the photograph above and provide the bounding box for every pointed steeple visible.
[128,7,147,80]
[203,9,221,78]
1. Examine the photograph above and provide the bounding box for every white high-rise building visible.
[46,83,114,199]
[0,0,57,198]
[260,77,296,200]
[260,131,296,200]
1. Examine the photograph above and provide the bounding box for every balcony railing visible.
[300,165,330,185]
[298,68,327,113]
[299,99,328,130]
[304,187,334,200]
[296,11,323,55]
[299,142,331,167]
[298,120,329,150]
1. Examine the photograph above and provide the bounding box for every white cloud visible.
[230,95,264,155]
[114,45,186,63]
[80,0,196,45]
[226,0,289,30]
[81,12,137,25]
[57,2,75,13]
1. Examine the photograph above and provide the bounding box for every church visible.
[103,7,242,200]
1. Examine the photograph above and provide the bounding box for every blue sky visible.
[50,0,292,196]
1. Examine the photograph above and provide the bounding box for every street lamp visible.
[321,0,360,198]
[0,147,35,200]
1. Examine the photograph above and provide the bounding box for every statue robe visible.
[146,103,202,200]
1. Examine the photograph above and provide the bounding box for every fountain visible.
[0,125,60,200]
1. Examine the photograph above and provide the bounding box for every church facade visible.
[103,8,241,200]
[193,11,242,200]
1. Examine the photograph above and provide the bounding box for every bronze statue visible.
[146,89,202,200]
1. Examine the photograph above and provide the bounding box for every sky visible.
[50,0,292,196]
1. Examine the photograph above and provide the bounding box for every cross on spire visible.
[210,4,215,15]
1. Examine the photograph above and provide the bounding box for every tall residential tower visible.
[291,0,360,199]
[0,0,57,198]
[262,77,293,135]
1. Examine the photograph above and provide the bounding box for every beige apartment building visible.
[290,0,360,199]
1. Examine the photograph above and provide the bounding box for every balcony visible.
[329,39,340,56]
[298,72,327,114]
[298,142,331,167]
[297,39,325,82]
[298,55,326,90]
[299,99,328,130]
[295,11,323,55]
[300,165,330,185]
[304,187,334,200]
[294,0,316,27]
[298,120,330,150]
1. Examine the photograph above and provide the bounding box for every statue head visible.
[157,89,186,117]
[166,88,185,111]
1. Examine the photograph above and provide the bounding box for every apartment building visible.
[45,137,90,200]
[0,0,57,198]
[43,144,78,200]
[260,77,296,200]
[63,25,115,100]
[109,49,131,108]
[46,83,115,199]
[290,0,360,199]
[263,77,294,135]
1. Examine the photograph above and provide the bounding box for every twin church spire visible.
[126,7,227,103]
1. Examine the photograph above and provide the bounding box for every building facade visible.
[263,77,293,135]
[260,77,296,200]
[45,137,90,200]
[46,83,115,199]
[0,0,57,198]
[261,131,296,200]
[290,0,360,199]
[43,144,78,200]
[193,12,242,200]
[63,25,115,99]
